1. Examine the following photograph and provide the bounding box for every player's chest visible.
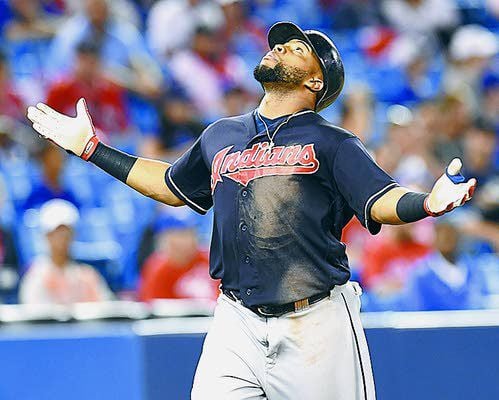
[206,132,326,194]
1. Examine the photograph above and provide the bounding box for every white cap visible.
[449,25,498,61]
[39,199,79,234]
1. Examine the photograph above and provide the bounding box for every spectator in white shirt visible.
[382,0,459,37]
[19,199,113,304]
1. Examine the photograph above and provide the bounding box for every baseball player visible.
[27,22,476,400]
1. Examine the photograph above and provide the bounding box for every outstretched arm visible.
[371,158,477,224]
[26,98,184,207]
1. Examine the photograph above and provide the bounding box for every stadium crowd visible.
[0,0,497,312]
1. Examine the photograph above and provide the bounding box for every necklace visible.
[256,109,313,149]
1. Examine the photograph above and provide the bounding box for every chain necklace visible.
[256,109,314,149]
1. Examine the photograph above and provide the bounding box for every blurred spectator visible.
[48,0,163,99]
[327,0,382,30]
[46,40,130,136]
[0,115,31,165]
[146,0,224,60]
[463,117,498,186]
[445,25,498,112]
[19,199,113,304]
[141,92,205,160]
[250,0,324,30]
[462,117,499,227]
[487,0,499,19]
[381,0,459,40]
[22,143,79,211]
[340,85,374,144]
[431,94,471,167]
[384,104,434,188]
[0,51,25,121]
[0,226,19,302]
[386,34,441,104]
[219,0,267,57]
[3,0,61,41]
[361,223,431,298]
[0,173,19,302]
[65,0,142,28]
[400,218,489,311]
[481,72,499,129]
[138,210,218,301]
[222,85,256,117]
[169,25,253,120]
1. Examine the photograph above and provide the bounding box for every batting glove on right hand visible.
[425,158,477,217]
[26,98,99,160]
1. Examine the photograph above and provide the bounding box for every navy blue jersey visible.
[164,110,397,306]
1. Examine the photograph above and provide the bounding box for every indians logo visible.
[211,142,320,192]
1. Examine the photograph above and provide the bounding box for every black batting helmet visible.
[267,21,344,111]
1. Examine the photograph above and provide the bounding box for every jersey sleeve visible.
[164,133,213,215]
[333,137,398,235]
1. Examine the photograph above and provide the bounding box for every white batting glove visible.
[26,98,100,160]
[425,158,477,217]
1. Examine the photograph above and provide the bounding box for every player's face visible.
[254,39,322,87]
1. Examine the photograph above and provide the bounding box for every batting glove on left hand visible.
[425,158,477,216]
[26,98,99,160]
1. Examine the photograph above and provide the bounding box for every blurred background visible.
[0,0,497,399]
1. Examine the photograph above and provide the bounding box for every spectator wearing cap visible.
[138,211,218,301]
[444,25,498,112]
[399,217,489,311]
[45,40,130,137]
[19,199,113,304]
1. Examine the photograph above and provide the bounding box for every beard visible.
[253,62,308,87]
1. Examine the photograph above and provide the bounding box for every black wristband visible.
[88,142,138,183]
[396,192,430,223]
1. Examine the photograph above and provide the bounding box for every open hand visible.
[26,98,96,158]
[425,158,477,216]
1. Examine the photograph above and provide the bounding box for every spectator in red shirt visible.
[361,222,432,298]
[46,40,129,136]
[0,51,25,121]
[139,211,219,301]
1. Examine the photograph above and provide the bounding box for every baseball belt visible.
[222,288,332,318]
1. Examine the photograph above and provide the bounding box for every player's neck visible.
[258,92,315,119]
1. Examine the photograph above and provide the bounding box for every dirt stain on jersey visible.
[250,175,301,245]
